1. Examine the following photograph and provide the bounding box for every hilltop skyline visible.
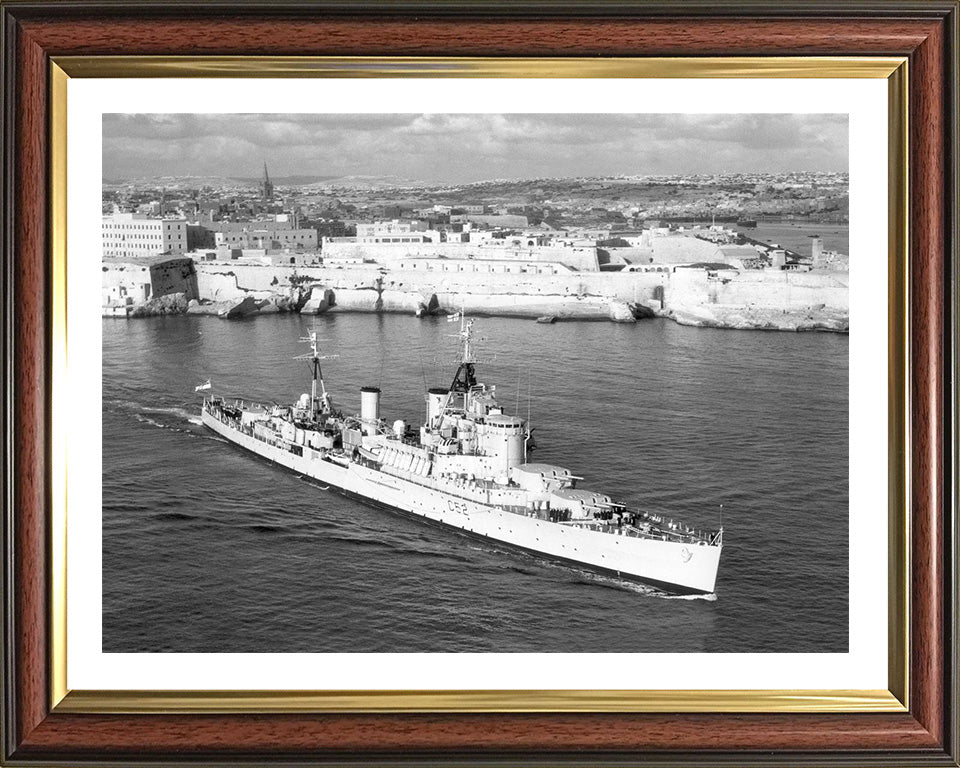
[103,113,848,184]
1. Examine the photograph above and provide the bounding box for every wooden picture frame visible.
[1,1,957,765]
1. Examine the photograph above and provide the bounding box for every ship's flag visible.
[195,379,212,392]
[447,312,461,322]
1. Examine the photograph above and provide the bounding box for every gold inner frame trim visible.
[53,55,906,79]
[886,60,910,711]
[50,61,69,710]
[55,688,903,714]
[48,55,909,714]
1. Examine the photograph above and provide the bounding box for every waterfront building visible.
[355,220,430,238]
[102,212,188,259]
[186,223,216,250]
[393,258,573,275]
[186,246,321,266]
[352,233,432,245]
[320,237,600,271]
[213,226,318,250]
[102,284,138,316]
[450,213,529,228]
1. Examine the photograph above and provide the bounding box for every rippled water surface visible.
[103,314,848,652]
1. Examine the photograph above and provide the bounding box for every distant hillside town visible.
[101,165,850,332]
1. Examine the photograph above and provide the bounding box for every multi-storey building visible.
[213,227,318,250]
[354,220,430,238]
[102,212,188,259]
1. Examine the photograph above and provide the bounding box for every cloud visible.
[103,113,848,181]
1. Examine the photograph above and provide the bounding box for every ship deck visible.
[203,403,721,549]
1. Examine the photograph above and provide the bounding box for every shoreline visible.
[107,293,849,334]
[103,261,850,334]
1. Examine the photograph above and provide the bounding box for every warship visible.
[202,316,723,594]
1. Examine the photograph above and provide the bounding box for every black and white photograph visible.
[100,112,850,655]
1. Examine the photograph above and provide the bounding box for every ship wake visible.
[132,411,218,440]
[574,571,717,600]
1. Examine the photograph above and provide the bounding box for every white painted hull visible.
[203,410,722,594]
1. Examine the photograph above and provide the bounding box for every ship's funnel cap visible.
[361,386,381,393]
[428,387,448,395]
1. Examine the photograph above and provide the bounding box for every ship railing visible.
[491,506,720,544]
[632,521,715,542]
[575,519,714,544]
[630,508,720,544]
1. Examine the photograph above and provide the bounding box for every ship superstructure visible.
[202,316,723,594]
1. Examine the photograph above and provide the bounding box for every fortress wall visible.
[650,237,721,263]
[102,258,199,300]
[189,263,665,302]
[104,261,849,320]
[102,262,152,290]
[601,246,651,264]
[184,263,849,311]
[666,269,849,310]
[431,292,626,320]
[148,258,199,301]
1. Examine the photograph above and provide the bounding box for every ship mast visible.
[295,330,337,419]
[448,312,478,394]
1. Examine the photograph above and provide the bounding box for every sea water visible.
[102,313,848,653]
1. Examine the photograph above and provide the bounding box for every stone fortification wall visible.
[603,238,729,266]
[668,268,849,309]
[662,269,849,331]
[601,247,650,265]
[194,262,660,303]
[149,258,199,301]
[104,259,849,329]
[322,235,754,272]
[191,262,847,313]
[321,240,601,272]
[103,262,152,292]
[650,237,723,264]
[102,257,199,301]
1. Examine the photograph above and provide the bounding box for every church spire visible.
[260,161,274,202]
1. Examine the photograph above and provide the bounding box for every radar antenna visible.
[446,311,480,394]
[294,329,339,418]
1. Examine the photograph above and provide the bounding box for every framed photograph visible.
[2,1,957,766]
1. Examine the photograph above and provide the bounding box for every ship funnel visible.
[426,387,448,427]
[360,386,381,435]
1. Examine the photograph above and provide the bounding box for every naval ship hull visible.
[202,410,722,595]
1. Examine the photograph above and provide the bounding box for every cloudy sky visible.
[103,113,848,182]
